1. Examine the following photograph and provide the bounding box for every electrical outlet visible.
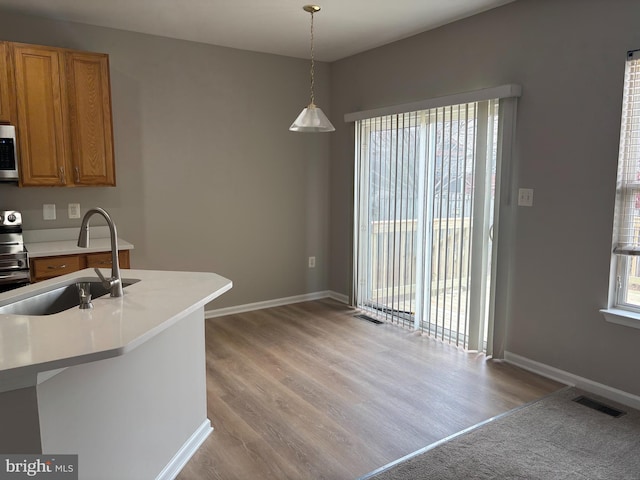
[308,256,316,268]
[518,188,534,207]
[43,204,56,220]
[68,203,81,219]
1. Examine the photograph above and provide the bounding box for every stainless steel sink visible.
[0,279,140,316]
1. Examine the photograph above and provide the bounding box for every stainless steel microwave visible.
[0,125,18,182]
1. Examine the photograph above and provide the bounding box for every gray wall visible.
[0,11,331,309]
[329,0,640,396]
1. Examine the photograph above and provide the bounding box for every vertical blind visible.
[353,99,499,351]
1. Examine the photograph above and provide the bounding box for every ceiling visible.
[0,0,514,62]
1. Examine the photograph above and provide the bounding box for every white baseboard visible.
[504,351,640,411]
[155,419,213,480]
[205,290,349,319]
[327,290,349,304]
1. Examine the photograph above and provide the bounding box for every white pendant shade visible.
[289,104,335,132]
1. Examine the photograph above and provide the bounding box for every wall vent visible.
[573,395,626,418]
[354,314,383,324]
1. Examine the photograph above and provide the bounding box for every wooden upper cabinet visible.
[13,44,69,186]
[10,42,116,187]
[0,42,13,123]
[66,52,115,186]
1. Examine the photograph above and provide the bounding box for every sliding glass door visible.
[353,99,499,352]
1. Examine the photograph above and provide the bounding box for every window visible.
[607,49,640,317]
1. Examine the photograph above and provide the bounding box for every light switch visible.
[518,188,534,207]
[68,203,81,219]
[43,204,56,220]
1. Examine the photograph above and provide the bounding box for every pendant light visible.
[289,5,335,133]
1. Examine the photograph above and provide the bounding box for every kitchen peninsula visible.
[0,268,232,480]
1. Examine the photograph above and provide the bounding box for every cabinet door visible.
[13,44,69,186]
[66,52,115,186]
[0,42,13,123]
[86,250,130,269]
[31,254,84,282]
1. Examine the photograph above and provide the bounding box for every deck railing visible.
[368,217,472,309]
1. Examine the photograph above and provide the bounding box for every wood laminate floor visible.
[177,299,562,480]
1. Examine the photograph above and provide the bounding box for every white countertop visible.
[0,268,232,391]
[26,238,134,258]
[23,227,134,258]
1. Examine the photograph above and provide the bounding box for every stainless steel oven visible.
[0,210,29,292]
[0,125,18,182]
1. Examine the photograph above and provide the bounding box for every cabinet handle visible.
[75,166,80,182]
[59,167,65,184]
[47,264,67,270]
[96,260,111,265]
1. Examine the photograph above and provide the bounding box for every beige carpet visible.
[360,387,640,479]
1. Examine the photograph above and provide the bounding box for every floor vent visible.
[354,314,384,324]
[573,395,626,418]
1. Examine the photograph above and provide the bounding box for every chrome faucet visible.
[77,207,123,297]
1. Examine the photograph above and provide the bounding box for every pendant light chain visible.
[309,9,316,106]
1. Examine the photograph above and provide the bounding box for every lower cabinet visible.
[30,250,130,283]
[86,251,129,269]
